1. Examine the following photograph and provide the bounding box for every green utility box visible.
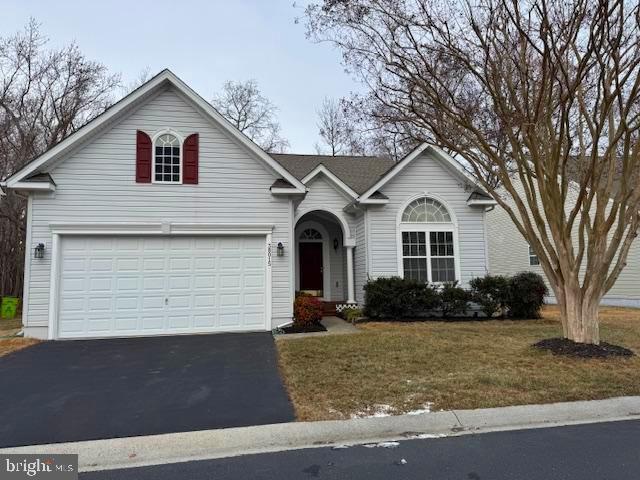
[0,297,19,319]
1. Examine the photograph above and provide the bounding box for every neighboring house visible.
[2,70,496,340]
[487,179,640,307]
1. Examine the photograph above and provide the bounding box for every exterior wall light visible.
[34,243,45,259]
[333,238,339,251]
[277,242,284,257]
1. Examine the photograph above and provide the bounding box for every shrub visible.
[363,277,439,319]
[293,295,323,328]
[344,307,364,323]
[507,272,548,318]
[469,275,510,318]
[438,282,471,318]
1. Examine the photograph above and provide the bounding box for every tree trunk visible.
[558,283,601,345]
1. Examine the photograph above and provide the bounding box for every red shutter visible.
[183,133,199,184]
[136,130,152,183]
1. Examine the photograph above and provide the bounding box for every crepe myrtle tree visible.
[306,0,640,344]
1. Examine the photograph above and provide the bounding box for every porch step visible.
[322,301,343,316]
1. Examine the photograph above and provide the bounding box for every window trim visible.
[396,193,461,284]
[152,129,184,185]
[529,245,540,266]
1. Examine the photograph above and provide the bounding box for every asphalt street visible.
[82,419,640,479]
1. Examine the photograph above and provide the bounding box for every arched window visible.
[299,228,322,240]
[399,196,457,283]
[154,133,181,183]
[402,197,451,223]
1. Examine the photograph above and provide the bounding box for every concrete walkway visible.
[276,316,360,340]
[4,396,640,472]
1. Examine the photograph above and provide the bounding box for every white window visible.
[154,134,181,183]
[399,197,458,283]
[300,228,322,240]
[402,197,452,223]
[529,245,540,266]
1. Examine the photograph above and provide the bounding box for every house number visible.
[267,243,272,266]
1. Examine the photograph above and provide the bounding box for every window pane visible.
[429,231,456,282]
[402,197,452,223]
[402,231,427,257]
[431,258,456,282]
[403,258,428,282]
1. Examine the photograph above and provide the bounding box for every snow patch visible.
[351,402,433,419]
[412,433,447,439]
[351,404,394,419]
[364,441,400,448]
[405,402,433,415]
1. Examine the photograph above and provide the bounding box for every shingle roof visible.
[270,178,296,189]
[270,154,395,195]
[467,190,493,202]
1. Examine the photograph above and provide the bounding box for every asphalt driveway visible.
[0,333,294,447]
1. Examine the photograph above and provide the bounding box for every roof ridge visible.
[270,153,383,159]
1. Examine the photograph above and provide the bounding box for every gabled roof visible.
[300,164,358,199]
[358,143,495,205]
[4,69,306,193]
[270,153,394,195]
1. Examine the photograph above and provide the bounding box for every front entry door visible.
[299,242,323,294]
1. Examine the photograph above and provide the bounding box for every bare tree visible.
[212,80,289,153]
[0,19,120,297]
[315,97,365,155]
[306,0,640,345]
[341,95,418,161]
[122,66,152,94]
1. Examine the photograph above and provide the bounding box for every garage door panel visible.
[244,311,266,327]
[193,314,216,328]
[58,235,267,338]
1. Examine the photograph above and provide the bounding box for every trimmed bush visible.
[469,275,510,318]
[293,294,323,328]
[344,307,364,323]
[438,281,471,318]
[507,272,548,318]
[363,277,439,320]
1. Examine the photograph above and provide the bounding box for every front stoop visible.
[322,301,340,316]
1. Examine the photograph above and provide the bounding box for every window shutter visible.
[136,130,152,183]
[183,133,199,184]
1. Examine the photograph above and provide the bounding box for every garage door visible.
[57,236,267,339]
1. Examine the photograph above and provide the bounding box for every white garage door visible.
[57,236,267,339]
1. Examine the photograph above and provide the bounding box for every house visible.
[2,70,496,340]
[486,178,640,307]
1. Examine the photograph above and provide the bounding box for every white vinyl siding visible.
[367,150,489,287]
[487,179,640,307]
[354,213,367,304]
[24,86,293,332]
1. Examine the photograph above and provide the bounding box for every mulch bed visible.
[281,323,327,334]
[533,337,635,358]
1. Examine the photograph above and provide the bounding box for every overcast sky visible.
[0,0,363,153]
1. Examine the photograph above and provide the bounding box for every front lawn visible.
[276,306,640,421]
[0,316,38,357]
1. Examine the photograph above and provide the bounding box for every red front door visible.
[299,243,323,292]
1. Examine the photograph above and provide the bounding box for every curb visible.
[3,396,640,472]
